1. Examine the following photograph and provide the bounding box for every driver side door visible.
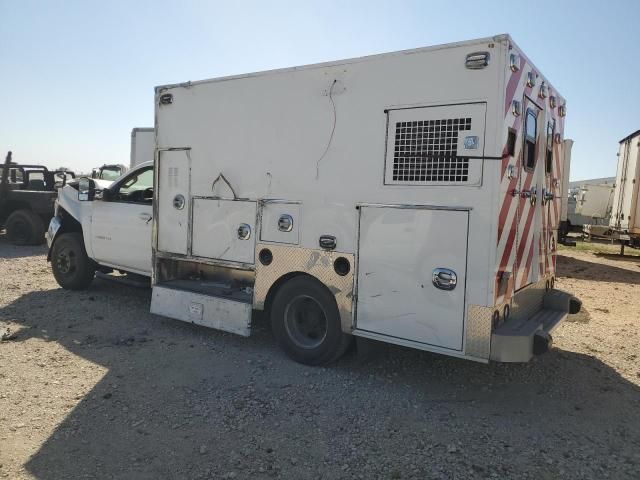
[90,166,153,275]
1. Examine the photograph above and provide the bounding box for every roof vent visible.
[465,51,490,69]
[159,93,173,105]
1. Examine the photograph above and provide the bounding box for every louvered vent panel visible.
[392,118,472,183]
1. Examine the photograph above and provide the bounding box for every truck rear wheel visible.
[51,232,96,290]
[271,275,352,365]
[5,209,45,245]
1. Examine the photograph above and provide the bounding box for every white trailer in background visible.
[610,130,640,250]
[130,128,155,168]
[558,139,574,245]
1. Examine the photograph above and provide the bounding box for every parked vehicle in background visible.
[91,164,128,182]
[1,151,74,245]
[610,129,640,250]
[130,128,154,168]
[46,161,153,288]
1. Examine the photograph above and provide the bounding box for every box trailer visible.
[130,127,155,168]
[149,34,579,365]
[610,130,640,245]
[558,139,574,244]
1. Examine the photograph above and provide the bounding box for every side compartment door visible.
[356,206,468,351]
[157,149,190,255]
[191,198,257,264]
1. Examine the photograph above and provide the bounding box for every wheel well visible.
[1,201,31,223]
[47,207,83,261]
[263,272,328,316]
[58,207,82,234]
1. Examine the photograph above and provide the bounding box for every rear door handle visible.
[139,213,152,223]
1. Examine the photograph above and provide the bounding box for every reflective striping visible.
[496,50,566,303]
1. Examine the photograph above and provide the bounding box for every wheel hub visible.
[56,248,76,275]
[284,295,328,349]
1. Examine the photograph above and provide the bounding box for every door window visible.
[111,167,154,204]
[524,109,537,171]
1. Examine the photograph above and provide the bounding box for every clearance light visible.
[526,71,536,88]
[539,82,548,99]
[549,95,557,109]
[512,100,522,117]
[558,104,567,117]
[509,53,520,72]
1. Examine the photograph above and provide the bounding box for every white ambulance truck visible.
[130,128,155,168]
[49,34,580,365]
[610,130,640,250]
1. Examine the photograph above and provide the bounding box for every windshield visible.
[118,167,153,195]
[99,167,122,181]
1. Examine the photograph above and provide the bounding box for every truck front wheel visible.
[6,209,45,245]
[271,275,352,365]
[51,232,96,290]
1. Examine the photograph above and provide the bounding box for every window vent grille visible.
[392,118,472,183]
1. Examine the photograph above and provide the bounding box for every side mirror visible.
[78,177,96,201]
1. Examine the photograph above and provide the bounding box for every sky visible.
[1,0,638,180]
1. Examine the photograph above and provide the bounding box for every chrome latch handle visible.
[237,223,251,240]
[432,268,457,291]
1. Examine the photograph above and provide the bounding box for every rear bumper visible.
[490,289,580,362]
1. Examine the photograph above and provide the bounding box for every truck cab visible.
[46,161,153,289]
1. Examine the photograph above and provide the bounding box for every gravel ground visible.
[0,235,639,480]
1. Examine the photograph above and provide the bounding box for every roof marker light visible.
[549,95,557,109]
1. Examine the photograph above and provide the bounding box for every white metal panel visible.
[130,128,154,168]
[90,201,152,275]
[356,206,468,350]
[260,202,300,244]
[151,286,251,336]
[611,132,640,232]
[384,103,486,186]
[575,184,613,219]
[191,198,257,264]
[559,139,573,222]
[157,150,190,255]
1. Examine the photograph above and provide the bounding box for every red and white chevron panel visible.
[495,48,565,306]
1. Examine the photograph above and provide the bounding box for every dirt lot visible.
[0,236,638,480]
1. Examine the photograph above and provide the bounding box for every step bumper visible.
[490,289,580,363]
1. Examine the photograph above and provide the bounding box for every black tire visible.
[51,232,96,290]
[6,209,45,245]
[271,275,352,365]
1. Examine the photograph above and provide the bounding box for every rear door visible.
[356,206,468,351]
[514,97,543,290]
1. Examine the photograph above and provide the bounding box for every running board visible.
[95,271,150,288]
[150,285,251,336]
